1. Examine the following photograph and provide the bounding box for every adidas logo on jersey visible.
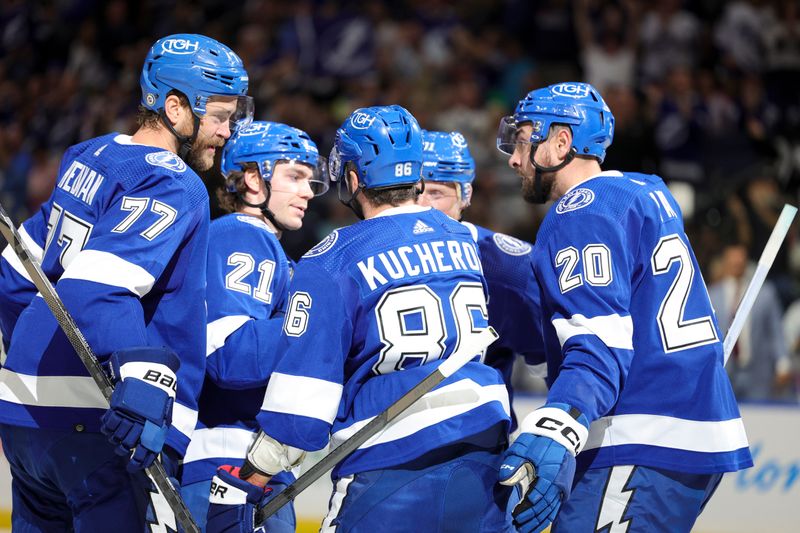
[412,220,434,234]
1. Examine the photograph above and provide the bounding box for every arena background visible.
[1,0,799,531]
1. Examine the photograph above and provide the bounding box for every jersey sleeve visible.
[55,177,204,359]
[538,212,636,422]
[204,227,289,389]
[256,261,352,451]
[0,207,49,344]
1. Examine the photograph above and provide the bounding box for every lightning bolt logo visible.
[596,465,636,533]
[145,473,177,533]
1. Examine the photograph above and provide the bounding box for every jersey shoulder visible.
[464,222,533,258]
[301,208,471,272]
[209,214,284,259]
[538,171,671,245]
[68,134,208,210]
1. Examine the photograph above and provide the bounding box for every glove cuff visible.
[109,347,179,399]
[211,466,272,505]
[246,431,307,476]
[519,403,589,456]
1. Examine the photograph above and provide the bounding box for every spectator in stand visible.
[709,242,791,401]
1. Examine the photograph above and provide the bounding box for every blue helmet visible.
[497,82,614,163]
[140,34,253,130]
[329,105,423,190]
[220,121,329,196]
[422,130,475,202]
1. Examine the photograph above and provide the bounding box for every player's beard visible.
[186,136,222,173]
[521,170,555,204]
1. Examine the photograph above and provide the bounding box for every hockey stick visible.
[0,203,200,533]
[723,204,797,365]
[254,326,500,524]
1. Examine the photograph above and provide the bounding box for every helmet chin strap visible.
[160,111,200,162]
[241,181,291,233]
[337,176,366,220]
[527,144,576,204]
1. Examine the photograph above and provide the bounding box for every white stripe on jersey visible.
[0,368,199,440]
[61,250,155,297]
[584,413,749,453]
[329,381,510,450]
[262,373,343,425]
[206,315,251,357]
[172,402,198,442]
[2,225,43,283]
[552,313,633,350]
[183,426,257,464]
[0,368,107,408]
[320,475,354,532]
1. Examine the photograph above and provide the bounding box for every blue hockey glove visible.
[207,465,274,533]
[498,403,589,533]
[100,347,180,472]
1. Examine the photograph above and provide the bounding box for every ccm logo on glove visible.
[535,416,583,454]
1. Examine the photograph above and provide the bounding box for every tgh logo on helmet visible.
[160,38,199,55]
[350,112,377,130]
[240,122,272,136]
[551,83,591,99]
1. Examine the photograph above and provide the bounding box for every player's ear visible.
[347,169,361,192]
[243,168,262,195]
[555,127,572,159]
[163,93,187,128]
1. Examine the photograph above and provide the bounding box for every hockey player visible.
[417,130,544,429]
[0,34,252,531]
[205,105,515,533]
[496,82,752,533]
[180,121,329,531]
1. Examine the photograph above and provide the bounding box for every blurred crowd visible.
[1,0,800,402]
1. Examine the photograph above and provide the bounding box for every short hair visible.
[362,185,419,207]
[346,162,419,208]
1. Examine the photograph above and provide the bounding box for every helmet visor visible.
[204,95,255,134]
[268,158,331,197]
[496,115,521,155]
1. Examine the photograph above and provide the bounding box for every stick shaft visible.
[256,326,499,523]
[0,204,200,533]
[723,204,798,365]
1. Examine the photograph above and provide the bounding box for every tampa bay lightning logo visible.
[556,188,595,214]
[304,230,339,258]
[551,83,591,99]
[493,233,532,256]
[450,132,467,148]
[145,151,187,173]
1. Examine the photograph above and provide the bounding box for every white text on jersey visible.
[57,161,105,205]
[357,240,482,291]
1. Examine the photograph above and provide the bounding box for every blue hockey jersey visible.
[534,170,751,473]
[462,222,544,430]
[257,205,511,478]
[183,213,293,485]
[463,224,544,376]
[0,213,49,349]
[0,134,209,456]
